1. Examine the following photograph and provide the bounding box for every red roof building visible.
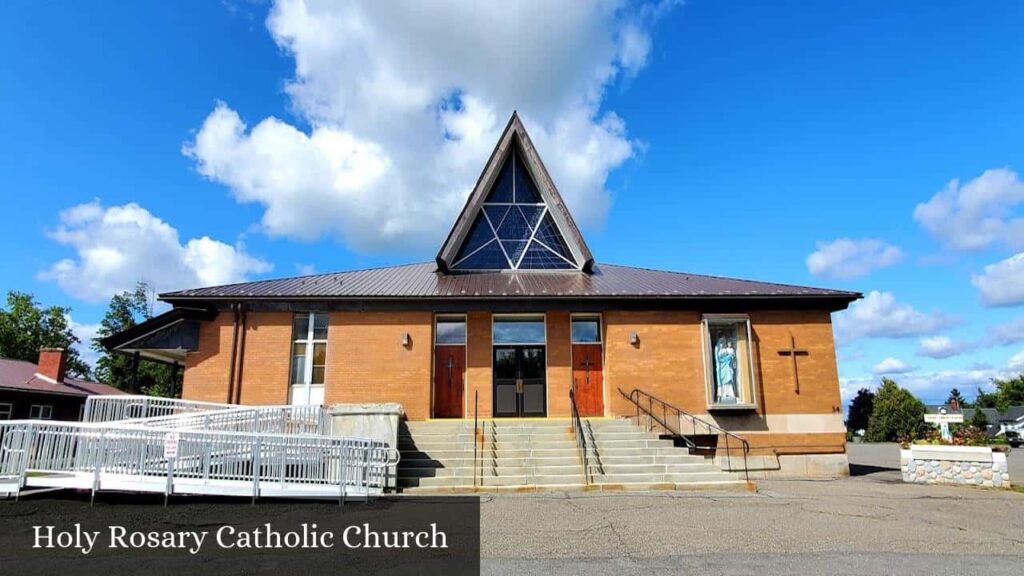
[0,348,125,421]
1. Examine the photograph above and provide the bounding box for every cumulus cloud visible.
[1008,350,1024,372]
[990,317,1024,346]
[917,336,972,359]
[185,0,676,251]
[872,357,914,375]
[41,201,271,303]
[67,315,102,369]
[833,290,958,344]
[806,238,903,279]
[913,167,1024,251]
[971,252,1024,307]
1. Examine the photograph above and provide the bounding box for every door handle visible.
[516,379,523,393]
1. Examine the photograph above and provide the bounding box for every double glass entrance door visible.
[493,346,546,417]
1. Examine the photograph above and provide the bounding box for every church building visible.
[105,113,859,478]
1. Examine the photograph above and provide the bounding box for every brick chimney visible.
[37,348,68,383]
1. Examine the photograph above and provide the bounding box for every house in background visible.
[962,407,1024,437]
[0,348,125,421]
[105,113,860,479]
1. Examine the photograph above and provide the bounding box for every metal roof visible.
[0,357,126,397]
[160,262,860,305]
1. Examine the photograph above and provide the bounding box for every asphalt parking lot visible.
[480,443,1024,575]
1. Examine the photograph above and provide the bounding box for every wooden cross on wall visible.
[777,334,809,394]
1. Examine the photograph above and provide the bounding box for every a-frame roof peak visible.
[436,113,594,273]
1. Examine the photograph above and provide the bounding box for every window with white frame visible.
[0,403,12,420]
[289,312,328,406]
[701,315,757,408]
[29,404,53,420]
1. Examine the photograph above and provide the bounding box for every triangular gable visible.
[436,112,595,273]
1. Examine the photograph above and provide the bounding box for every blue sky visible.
[2,1,1024,404]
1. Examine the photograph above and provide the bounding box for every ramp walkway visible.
[0,396,398,502]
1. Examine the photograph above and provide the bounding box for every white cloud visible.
[972,252,1024,307]
[295,263,316,276]
[806,238,903,279]
[1009,350,1024,372]
[67,315,101,369]
[185,0,677,251]
[990,317,1024,345]
[872,357,914,375]
[917,336,972,359]
[833,290,957,344]
[41,201,271,303]
[913,167,1024,251]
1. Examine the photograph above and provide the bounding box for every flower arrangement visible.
[899,426,1009,451]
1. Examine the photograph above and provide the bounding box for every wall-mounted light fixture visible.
[401,332,411,348]
[628,331,639,346]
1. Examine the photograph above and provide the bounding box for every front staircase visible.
[397,418,751,493]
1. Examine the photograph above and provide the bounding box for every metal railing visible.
[128,405,328,436]
[0,420,398,501]
[569,387,591,485]
[83,396,231,423]
[618,388,750,482]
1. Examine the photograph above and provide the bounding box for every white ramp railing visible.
[0,420,398,501]
[129,405,329,436]
[83,396,231,423]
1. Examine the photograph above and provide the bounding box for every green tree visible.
[946,388,968,409]
[846,388,874,433]
[0,291,90,378]
[865,378,927,442]
[92,282,176,396]
[969,407,990,430]
[988,374,1024,411]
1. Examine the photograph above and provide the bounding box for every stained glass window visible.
[452,147,578,271]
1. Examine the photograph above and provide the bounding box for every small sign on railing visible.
[163,432,180,459]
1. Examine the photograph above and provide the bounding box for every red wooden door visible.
[433,345,465,418]
[572,343,604,416]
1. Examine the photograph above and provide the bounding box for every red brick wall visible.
[182,312,234,403]
[180,306,846,458]
[465,311,493,418]
[324,311,434,420]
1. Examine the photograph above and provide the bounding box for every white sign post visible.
[163,432,180,506]
[924,408,963,441]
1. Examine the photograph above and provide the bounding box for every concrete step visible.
[595,453,706,465]
[592,463,720,475]
[401,473,586,488]
[593,471,738,484]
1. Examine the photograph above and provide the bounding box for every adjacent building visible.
[0,348,125,421]
[105,113,860,477]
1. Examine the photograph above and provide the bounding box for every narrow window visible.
[290,312,328,406]
[0,403,12,420]
[701,316,757,409]
[571,316,601,344]
[29,404,53,420]
[435,316,467,345]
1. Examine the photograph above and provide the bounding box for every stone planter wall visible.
[900,445,1011,488]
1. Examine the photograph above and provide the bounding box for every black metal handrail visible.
[569,387,591,485]
[618,387,750,482]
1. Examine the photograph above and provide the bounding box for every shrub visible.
[865,378,927,442]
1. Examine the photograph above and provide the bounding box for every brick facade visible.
[181,308,846,454]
